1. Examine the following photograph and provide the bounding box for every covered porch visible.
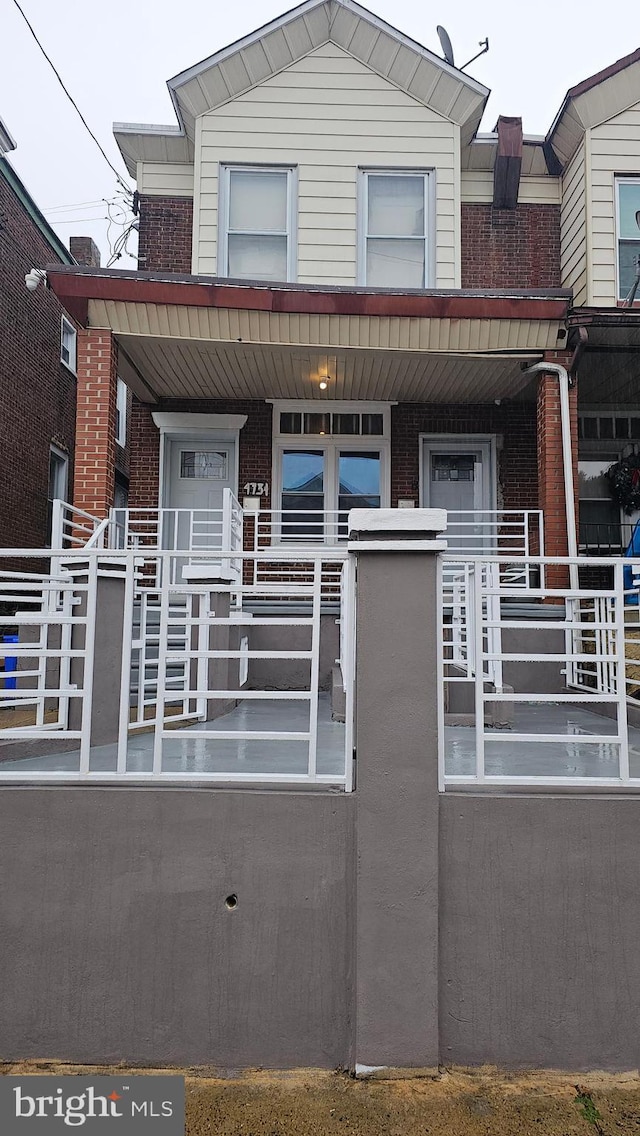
[46,265,574,563]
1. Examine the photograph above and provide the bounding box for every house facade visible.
[44,1,640,562]
[0,121,79,549]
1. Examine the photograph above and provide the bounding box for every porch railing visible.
[440,554,640,790]
[0,547,354,788]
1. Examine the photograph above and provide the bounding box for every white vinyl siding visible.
[193,42,459,287]
[590,104,640,305]
[560,141,588,306]
[136,161,194,197]
[460,170,560,204]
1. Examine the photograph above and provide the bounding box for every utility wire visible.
[10,0,132,196]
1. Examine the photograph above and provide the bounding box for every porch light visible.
[319,377,329,391]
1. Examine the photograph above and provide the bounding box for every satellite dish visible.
[437,25,455,67]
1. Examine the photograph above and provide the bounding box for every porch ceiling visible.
[117,334,538,403]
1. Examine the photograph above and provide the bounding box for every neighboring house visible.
[41,0,640,565]
[0,119,78,548]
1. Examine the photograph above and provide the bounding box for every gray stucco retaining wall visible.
[0,788,354,1068]
[439,793,640,1071]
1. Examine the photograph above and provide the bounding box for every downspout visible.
[522,361,579,593]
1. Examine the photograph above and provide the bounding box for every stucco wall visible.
[0,788,354,1067]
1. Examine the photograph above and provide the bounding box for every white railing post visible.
[50,499,64,550]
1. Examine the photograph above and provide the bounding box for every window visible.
[221,165,296,282]
[179,450,228,480]
[617,179,640,300]
[47,445,68,544]
[273,402,390,539]
[360,171,431,288]
[60,317,77,373]
[115,379,127,447]
[578,459,622,552]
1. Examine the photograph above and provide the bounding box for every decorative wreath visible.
[605,450,640,514]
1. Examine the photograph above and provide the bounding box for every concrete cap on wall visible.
[348,508,447,538]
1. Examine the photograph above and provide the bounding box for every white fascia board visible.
[113,122,185,136]
[166,0,488,123]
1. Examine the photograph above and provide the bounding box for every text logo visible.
[0,1075,184,1134]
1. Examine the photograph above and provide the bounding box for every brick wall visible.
[0,173,77,547]
[461,203,561,288]
[137,196,193,273]
[391,403,538,510]
[73,330,118,518]
[128,399,274,508]
[536,352,578,578]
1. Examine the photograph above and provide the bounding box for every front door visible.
[421,439,494,554]
[165,438,236,551]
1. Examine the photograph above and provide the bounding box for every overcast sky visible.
[2,0,639,268]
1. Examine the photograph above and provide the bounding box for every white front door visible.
[421,439,494,554]
[164,438,236,550]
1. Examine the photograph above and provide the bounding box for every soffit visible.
[462,137,550,177]
[167,0,488,143]
[549,54,640,167]
[113,126,194,179]
[115,334,538,404]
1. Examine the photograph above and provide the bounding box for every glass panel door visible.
[338,451,381,537]
[281,450,325,539]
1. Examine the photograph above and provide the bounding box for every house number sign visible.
[243,482,269,496]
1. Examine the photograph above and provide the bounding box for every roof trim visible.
[0,118,16,154]
[0,156,74,266]
[46,265,571,328]
[567,46,640,99]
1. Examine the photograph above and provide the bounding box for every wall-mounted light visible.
[25,267,47,292]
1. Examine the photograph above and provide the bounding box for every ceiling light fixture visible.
[318,375,329,391]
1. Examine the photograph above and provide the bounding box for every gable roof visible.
[115,0,489,173]
[547,45,640,168]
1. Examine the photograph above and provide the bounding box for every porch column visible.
[536,350,578,585]
[350,508,447,1072]
[73,329,118,518]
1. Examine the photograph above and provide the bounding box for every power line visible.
[44,196,128,214]
[10,0,132,196]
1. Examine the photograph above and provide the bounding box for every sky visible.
[2,0,639,269]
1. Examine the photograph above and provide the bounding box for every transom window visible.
[221,165,296,282]
[360,171,432,288]
[616,179,640,300]
[273,403,390,540]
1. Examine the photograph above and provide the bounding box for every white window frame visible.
[357,168,435,288]
[615,177,640,301]
[48,443,68,502]
[60,316,77,374]
[219,164,297,282]
[272,401,391,540]
[115,378,127,447]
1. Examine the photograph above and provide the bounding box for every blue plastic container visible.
[3,634,18,690]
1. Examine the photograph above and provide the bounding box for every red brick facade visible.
[0,171,77,548]
[536,351,579,576]
[461,203,561,289]
[73,330,118,518]
[391,403,538,511]
[128,399,274,510]
[137,196,193,274]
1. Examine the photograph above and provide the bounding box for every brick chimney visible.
[69,236,101,267]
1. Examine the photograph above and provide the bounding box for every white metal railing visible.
[0,547,354,788]
[0,556,96,752]
[50,500,106,549]
[439,555,640,790]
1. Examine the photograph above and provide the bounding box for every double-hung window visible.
[221,165,296,282]
[616,178,640,300]
[360,170,432,288]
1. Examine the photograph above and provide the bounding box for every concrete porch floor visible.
[1,694,347,778]
[2,699,640,781]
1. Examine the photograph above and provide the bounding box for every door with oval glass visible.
[421,438,495,555]
[164,438,236,551]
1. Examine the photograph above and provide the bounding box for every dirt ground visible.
[2,1063,640,1134]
